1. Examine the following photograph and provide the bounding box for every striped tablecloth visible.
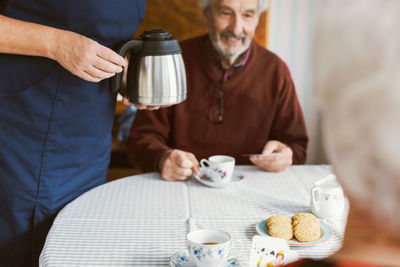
[39,165,347,266]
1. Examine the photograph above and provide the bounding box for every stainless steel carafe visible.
[110,29,186,105]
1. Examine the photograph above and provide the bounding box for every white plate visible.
[192,169,245,188]
[255,219,333,247]
[169,250,241,267]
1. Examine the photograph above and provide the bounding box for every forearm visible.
[288,142,307,164]
[127,108,174,172]
[0,14,126,82]
[127,137,170,172]
[0,14,58,59]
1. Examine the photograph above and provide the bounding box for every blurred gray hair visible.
[312,0,400,228]
[198,0,269,14]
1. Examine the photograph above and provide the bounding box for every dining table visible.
[39,165,348,266]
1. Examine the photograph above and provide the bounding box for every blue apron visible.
[0,1,145,266]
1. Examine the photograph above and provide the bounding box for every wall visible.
[134,0,269,46]
[268,0,326,164]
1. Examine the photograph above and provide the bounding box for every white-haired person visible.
[127,0,308,180]
[285,0,400,266]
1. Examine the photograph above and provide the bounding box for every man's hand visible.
[160,149,199,181]
[53,29,126,82]
[249,140,293,172]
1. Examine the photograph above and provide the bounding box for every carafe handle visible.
[109,40,142,94]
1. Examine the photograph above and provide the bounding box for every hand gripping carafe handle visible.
[109,40,142,94]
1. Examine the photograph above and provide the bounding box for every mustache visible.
[220,31,246,40]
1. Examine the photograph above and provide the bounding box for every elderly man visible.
[127,0,308,181]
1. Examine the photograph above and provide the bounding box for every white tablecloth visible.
[39,165,347,266]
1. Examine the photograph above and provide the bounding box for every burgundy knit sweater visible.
[127,35,308,172]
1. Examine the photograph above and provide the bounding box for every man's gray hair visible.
[198,0,269,14]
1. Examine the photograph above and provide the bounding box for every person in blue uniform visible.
[0,1,150,266]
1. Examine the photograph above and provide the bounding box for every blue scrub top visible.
[0,1,145,266]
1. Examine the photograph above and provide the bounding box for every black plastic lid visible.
[140,29,172,41]
[138,29,181,56]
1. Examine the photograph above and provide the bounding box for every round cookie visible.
[265,215,293,240]
[266,215,291,227]
[291,213,321,242]
[292,212,319,225]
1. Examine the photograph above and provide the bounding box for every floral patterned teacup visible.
[187,229,242,267]
[199,155,235,184]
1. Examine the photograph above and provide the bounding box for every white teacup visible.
[187,229,242,267]
[310,174,345,219]
[199,155,235,183]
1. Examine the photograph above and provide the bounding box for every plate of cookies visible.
[255,212,333,246]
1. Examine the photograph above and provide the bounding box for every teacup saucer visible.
[192,168,245,188]
[169,250,241,267]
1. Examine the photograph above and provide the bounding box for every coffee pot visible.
[110,29,186,105]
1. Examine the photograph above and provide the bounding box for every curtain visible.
[268,0,326,163]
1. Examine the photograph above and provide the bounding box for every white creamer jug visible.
[310,175,344,219]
